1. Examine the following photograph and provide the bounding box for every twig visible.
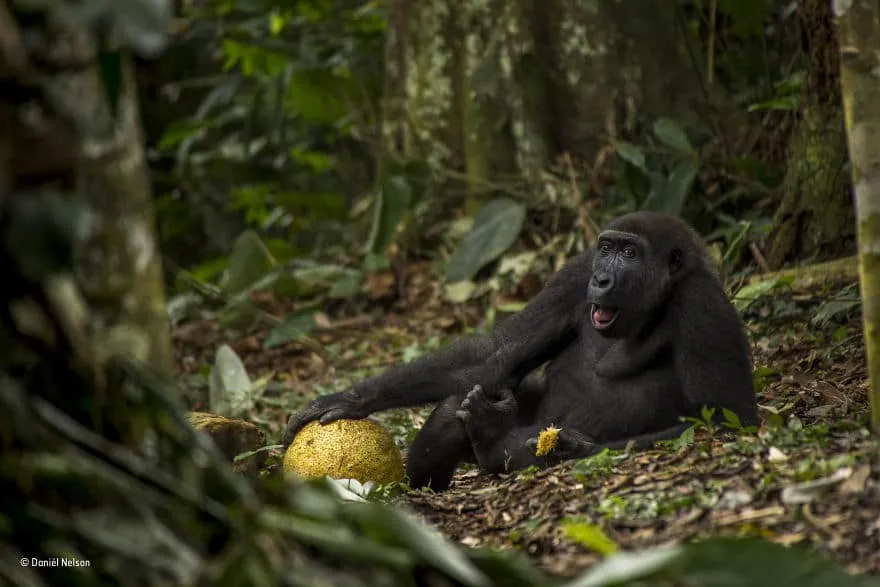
[748,243,771,274]
[563,152,600,244]
[707,0,717,85]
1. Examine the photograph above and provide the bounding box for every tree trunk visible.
[765,0,854,269]
[382,0,714,214]
[1,6,174,375]
[836,0,880,429]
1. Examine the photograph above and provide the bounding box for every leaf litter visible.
[170,265,880,579]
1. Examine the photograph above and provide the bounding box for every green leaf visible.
[290,148,336,173]
[208,344,254,417]
[747,96,800,113]
[641,159,700,216]
[722,408,742,428]
[465,547,549,587]
[260,508,413,569]
[674,425,695,449]
[267,265,362,299]
[269,10,286,35]
[365,175,413,256]
[218,297,258,329]
[676,538,879,587]
[731,275,794,313]
[287,70,357,123]
[567,537,879,587]
[614,142,647,172]
[811,298,860,327]
[276,191,346,221]
[329,270,364,298]
[158,119,209,150]
[565,544,683,587]
[445,198,527,283]
[561,521,619,556]
[347,507,490,587]
[225,230,276,295]
[652,118,694,153]
[700,405,716,423]
[263,310,316,349]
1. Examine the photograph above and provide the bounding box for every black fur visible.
[283,212,758,491]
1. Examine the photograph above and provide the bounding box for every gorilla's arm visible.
[282,252,594,445]
[672,272,758,426]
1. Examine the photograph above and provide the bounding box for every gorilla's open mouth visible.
[590,304,619,330]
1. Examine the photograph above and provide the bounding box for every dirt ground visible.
[172,266,880,579]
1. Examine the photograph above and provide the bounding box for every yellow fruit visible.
[283,419,404,485]
[535,425,561,456]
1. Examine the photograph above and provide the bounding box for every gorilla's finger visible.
[494,388,514,402]
[282,392,358,446]
[318,408,352,425]
[496,395,516,411]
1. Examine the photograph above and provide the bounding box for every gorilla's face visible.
[587,229,673,338]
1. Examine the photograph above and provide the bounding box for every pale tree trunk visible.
[0,6,174,375]
[836,0,880,428]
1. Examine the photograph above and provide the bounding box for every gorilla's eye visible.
[622,245,637,258]
[599,242,613,255]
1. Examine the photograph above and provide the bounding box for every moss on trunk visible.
[836,0,880,428]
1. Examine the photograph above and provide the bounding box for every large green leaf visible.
[641,159,700,217]
[445,198,526,283]
[208,344,254,417]
[365,175,413,256]
[652,118,694,154]
[561,520,619,556]
[263,310,316,349]
[614,141,647,173]
[566,538,879,587]
[732,275,795,313]
[679,538,879,587]
[346,506,490,587]
[224,230,276,295]
[566,545,682,587]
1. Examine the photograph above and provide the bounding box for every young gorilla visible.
[283,212,758,491]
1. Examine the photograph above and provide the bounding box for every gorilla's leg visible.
[512,372,546,425]
[406,374,547,489]
[456,385,520,472]
[406,395,474,491]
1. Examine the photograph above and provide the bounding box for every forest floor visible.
[171,262,880,580]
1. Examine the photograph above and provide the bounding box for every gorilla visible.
[283,211,758,491]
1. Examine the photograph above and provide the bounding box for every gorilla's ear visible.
[669,248,684,274]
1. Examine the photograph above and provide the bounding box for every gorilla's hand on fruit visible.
[282,391,367,447]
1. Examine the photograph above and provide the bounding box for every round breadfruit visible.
[283,419,404,485]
